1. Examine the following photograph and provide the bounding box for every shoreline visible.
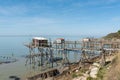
[72,51,117,80]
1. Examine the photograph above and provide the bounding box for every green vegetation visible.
[87,61,111,80]
[72,68,87,78]
[72,70,83,78]
[118,30,120,34]
[96,67,106,80]
[104,30,120,39]
[80,68,88,73]
[72,73,78,78]
[87,77,95,80]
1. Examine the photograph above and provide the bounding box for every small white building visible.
[82,38,90,42]
[55,38,65,44]
[32,37,48,47]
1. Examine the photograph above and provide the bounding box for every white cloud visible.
[0,17,58,28]
[0,16,61,35]
[0,5,28,16]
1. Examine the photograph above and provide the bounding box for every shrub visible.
[72,73,78,78]
[87,77,94,80]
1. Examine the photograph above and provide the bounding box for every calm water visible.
[0,35,99,80]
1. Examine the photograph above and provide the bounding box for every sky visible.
[0,0,120,36]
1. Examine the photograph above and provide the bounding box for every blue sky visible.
[0,0,120,36]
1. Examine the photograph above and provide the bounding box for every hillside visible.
[104,30,120,39]
[104,52,120,80]
[103,30,120,80]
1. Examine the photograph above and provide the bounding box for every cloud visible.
[0,17,58,28]
[0,16,60,35]
[0,5,28,16]
[0,2,57,17]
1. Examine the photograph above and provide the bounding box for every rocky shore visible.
[72,52,117,80]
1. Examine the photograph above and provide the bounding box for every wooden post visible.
[101,48,106,67]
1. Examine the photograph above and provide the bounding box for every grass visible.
[72,71,83,78]
[96,67,106,80]
[87,59,111,80]
[80,68,88,73]
[72,73,78,78]
[87,65,108,80]
[87,77,96,80]
[72,68,87,78]
[72,53,120,80]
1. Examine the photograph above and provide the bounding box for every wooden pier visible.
[24,37,120,80]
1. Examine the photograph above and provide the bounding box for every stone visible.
[90,67,99,78]
[93,63,100,67]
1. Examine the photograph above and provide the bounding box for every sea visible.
[0,35,101,80]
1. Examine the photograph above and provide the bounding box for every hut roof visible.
[33,37,47,40]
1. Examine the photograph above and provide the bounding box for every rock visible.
[93,63,100,67]
[107,67,109,70]
[76,70,79,72]
[73,76,87,80]
[90,67,99,78]
[107,66,111,70]
[85,71,89,74]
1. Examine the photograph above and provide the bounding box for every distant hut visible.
[82,38,90,42]
[32,37,48,47]
[55,38,65,44]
